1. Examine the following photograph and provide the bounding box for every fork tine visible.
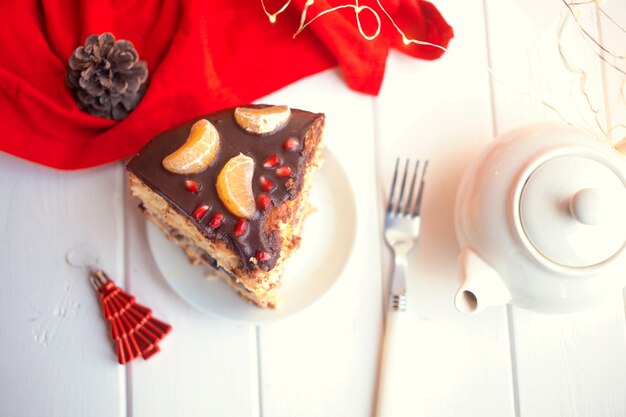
[403,160,420,215]
[394,159,410,215]
[412,160,429,217]
[386,158,400,214]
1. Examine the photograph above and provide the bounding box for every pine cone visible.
[66,33,148,120]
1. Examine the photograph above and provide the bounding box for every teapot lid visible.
[520,154,626,268]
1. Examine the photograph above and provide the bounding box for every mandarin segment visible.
[216,154,256,219]
[162,119,220,174]
[234,105,291,135]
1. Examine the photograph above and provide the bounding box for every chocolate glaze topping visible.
[126,105,324,271]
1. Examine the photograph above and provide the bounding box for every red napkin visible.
[0,0,452,169]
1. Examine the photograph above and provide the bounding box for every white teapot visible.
[454,123,626,314]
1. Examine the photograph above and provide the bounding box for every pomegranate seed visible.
[259,175,275,192]
[256,250,271,262]
[257,193,272,211]
[263,155,281,169]
[276,166,293,178]
[192,205,209,220]
[234,219,247,237]
[208,213,224,229]
[283,137,299,151]
[184,180,200,193]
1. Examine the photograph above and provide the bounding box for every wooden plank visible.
[0,156,125,417]
[510,300,626,416]
[598,0,626,146]
[371,0,517,415]
[123,176,260,417]
[599,0,626,324]
[256,71,384,417]
[484,0,626,416]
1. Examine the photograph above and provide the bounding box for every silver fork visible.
[384,158,428,311]
[376,158,428,417]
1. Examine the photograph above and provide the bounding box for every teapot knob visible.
[569,188,608,225]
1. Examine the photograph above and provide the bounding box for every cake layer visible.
[126,105,324,308]
[126,106,324,272]
[140,202,277,307]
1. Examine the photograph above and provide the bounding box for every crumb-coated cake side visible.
[126,105,324,308]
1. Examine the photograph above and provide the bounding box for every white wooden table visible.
[2,1,625,416]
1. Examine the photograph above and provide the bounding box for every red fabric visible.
[0,1,452,170]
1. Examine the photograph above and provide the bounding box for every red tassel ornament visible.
[90,270,171,364]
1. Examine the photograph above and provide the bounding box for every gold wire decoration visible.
[260,0,625,152]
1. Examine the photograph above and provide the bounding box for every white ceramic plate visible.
[146,149,356,324]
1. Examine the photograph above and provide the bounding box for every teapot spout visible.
[455,248,511,314]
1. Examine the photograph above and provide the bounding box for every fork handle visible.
[388,252,408,306]
[376,309,412,417]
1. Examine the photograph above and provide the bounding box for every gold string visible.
[294,1,381,40]
[261,0,292,23]
[561,0,625,69]
[557,7,608,142]
[598,4,626,32]
[260,0,625,150]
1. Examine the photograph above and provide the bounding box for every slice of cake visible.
[127,105,324,308]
